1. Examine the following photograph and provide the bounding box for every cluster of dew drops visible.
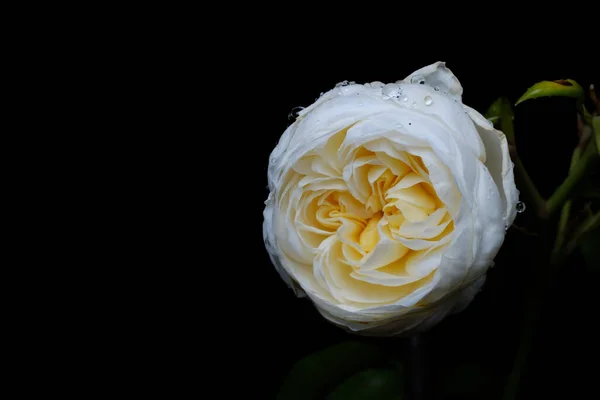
[288,76,450,120]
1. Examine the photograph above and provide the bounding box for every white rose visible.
[263,62,519,336]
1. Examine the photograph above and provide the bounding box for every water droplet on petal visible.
[412,101,417,108]
[396,123,403,129]
[443,91,448,95]
[382,84,402,100]
[336,80,349,87]
[359,101,363,106]
[424,96,433,106]
[516,201,526,213]
[288,106,304,120]
[434,86,440,91]
[411,75,425,85]
[316,119,321,125]
[402,96,409,102]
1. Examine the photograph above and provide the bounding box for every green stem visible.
[551,148,582,264]
[546,139,599,216]
[502,97,547,218]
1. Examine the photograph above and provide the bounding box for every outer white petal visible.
[403,61,463,101]
[315,274,486,337]
[263,194,306,297]
[465,105,520,227]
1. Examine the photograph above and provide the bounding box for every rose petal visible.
[465,105,519,227]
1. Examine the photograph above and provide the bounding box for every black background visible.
[237,51,597,398]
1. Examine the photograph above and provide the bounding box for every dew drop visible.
[402,96,409,102]
[434,86,440,91]
[316,119,321,125]
[396,123,403,129]
[443,91,448,95]
[382,83,401,100]
[336,80,356,87]
[288,106,304,120]
[424,96,433,106]
[516,201,526,213]
[411,75,425,85]
[359,101,363,106]
[412,101,417,108]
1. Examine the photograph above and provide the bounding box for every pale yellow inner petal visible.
[359,212,382,253]
[284,128,457,307]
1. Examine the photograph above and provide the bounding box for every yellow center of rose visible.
[359,212,382,253]
[284,128,457,306]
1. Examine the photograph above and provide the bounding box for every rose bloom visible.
[263,62,519,336]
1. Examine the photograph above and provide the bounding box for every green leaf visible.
[326,368,404,400]
[580,227,600,273]
[515,79,584,106]
[277,341,388,400]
